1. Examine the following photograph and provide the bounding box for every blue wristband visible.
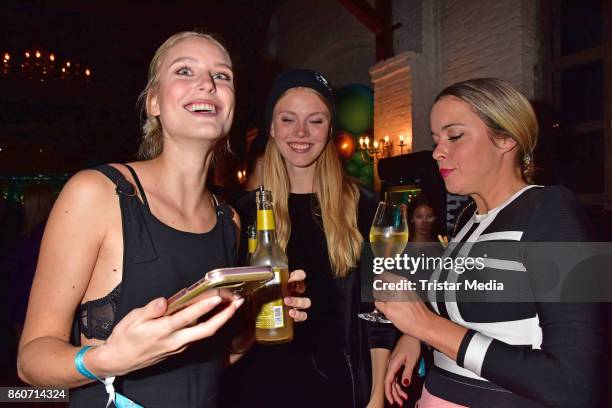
[75,346,98,380]
[418,356,426,378]
[74,345,143,408]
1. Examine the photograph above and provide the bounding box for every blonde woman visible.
[377,78,605,407]
[17,32,310,408]
[231,70,391,407]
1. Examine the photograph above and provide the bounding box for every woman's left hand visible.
[284,269,310,322]
[374,272,435,339]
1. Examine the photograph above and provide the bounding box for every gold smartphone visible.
[165,266,274,315]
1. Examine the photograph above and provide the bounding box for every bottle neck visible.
[256,229,277,246]
[247,237,257,254]
[256,207,277,245]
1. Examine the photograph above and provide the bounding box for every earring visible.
[523,154,532,167]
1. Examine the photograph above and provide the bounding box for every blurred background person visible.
[407,194,443,243]
[7,183,58,340]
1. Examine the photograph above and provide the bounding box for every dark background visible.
[0,0,285,174]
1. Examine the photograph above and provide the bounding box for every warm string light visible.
[399,133,406,154]
[1,48,92,82]
[358,134,392,162]
[237,169,247,183]
[358,132,411,161]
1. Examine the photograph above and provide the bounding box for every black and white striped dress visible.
[424,185,605,407]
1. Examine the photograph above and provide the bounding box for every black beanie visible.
[264,69,336,138]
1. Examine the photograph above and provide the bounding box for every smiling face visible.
[270,87,331,171]
[148,36,235,143]
[430,96,512,196]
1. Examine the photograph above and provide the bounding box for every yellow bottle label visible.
[255,268,284,329]
[256,209,275,231]
[248,238,257,254]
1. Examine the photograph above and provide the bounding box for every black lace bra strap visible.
[92,165,136,197]
[124,164,149,208]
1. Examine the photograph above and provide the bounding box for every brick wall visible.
[370,53,413,157]
[269,0,375,87]
[440,0,539,98]
[376,0,539,155]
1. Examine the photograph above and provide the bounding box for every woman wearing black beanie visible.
[230,69,388,407]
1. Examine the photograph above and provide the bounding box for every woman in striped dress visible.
[376,78,606,407]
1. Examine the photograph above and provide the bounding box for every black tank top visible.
[70,164,237,408]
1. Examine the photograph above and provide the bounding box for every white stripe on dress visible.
[480,258,526,272]
[476,231,523,242]
[463,332,494,376]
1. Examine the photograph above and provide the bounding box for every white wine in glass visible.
[359,201,408,323]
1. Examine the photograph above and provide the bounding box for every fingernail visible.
[210,296,222,305]
[284,297,292,305]
[234,298,245,308]
[156,298,165,309]
[402,378,410,386]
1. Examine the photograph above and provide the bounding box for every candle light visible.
[365,137,370,147]
[373,141,379,149]
[384,135,389,144]
[399,134,404,143]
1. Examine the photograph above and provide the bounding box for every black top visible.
[425,186,607,407]
[70,164,237,408]
[227,188,378,407]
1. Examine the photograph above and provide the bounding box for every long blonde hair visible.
[435,78,538,183]
[262,92,363,278]
[136,31,231,160]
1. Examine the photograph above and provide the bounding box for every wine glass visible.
[358,201,409,323]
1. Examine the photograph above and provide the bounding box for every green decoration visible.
[336,84,373,135]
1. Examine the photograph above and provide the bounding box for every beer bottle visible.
[250,186,293,344]
[245,224,257,265]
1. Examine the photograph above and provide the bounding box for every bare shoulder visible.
[57,168,117,207]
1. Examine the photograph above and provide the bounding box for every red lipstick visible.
[439,168,454,178]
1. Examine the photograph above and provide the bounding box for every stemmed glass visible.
[359,201,409,323]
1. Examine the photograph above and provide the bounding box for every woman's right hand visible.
[384,334,421,406]
[92,290,243,377]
